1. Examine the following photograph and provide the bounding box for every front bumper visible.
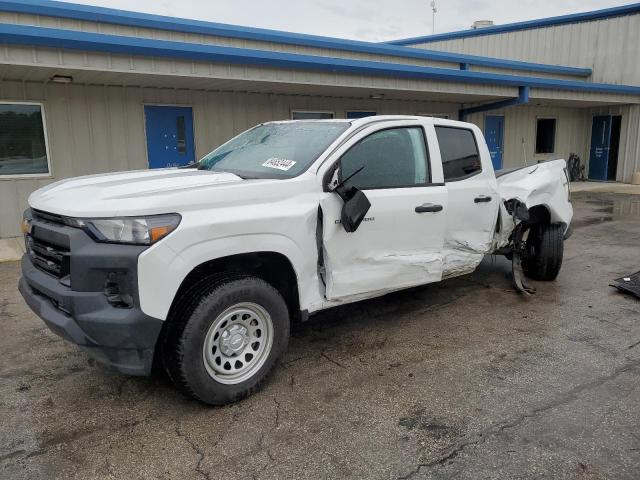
[18,212,164,376]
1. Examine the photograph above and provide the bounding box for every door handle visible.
[474,195,492,203]
[415,203,443,213]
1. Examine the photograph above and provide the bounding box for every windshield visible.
[197,121,350,179]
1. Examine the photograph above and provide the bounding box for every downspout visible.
[458,86,530,121]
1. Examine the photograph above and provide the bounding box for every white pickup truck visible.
[19,116,572,405]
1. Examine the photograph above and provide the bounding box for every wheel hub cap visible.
[202,302,274,385]
[220,325,249,355]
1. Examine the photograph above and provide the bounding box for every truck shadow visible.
[294,254,515,338]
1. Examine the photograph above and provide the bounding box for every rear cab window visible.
[435,126,481,182]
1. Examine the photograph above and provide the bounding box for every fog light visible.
[104,273,133,308]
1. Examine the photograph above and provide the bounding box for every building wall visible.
[410,14,640,181]
[411,13,640,85]
[0,80,461,237]
[465,105,592,169]
[0,11,458,72]
[0,78,602,237]
[0,10,593,82]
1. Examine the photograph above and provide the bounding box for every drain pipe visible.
[459,86,530,121]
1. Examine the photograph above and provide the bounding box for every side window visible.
[0,103,50,176]
[435,126,481,181]
[340,127,429,190]
[535,118,556,154]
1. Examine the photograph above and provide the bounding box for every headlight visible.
[80,214,181,245]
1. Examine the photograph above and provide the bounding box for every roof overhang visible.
[0,0,592,77]
[0,24,638,98]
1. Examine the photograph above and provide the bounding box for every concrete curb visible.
[0,237,25,262]
[570,181,640,195]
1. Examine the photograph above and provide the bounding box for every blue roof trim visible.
[0,24,637,96]
[386,2,640,45]
[0,0,592,77]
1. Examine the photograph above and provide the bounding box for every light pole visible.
[430,0,437,34]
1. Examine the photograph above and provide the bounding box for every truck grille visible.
[32,209,65,226]
[26,236,70,278]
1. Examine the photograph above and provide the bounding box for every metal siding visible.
[0,7,592,77]
[0,82,636,237]
[415,15,640,85]
[0,80,461,237]
[387,3,640,46]
[411,15,640,182]
[0,11,463,72]
[2,42,535,100]
[465,105,591,172]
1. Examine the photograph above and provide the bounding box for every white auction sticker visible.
[262,157,296,171]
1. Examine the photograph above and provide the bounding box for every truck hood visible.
[29,168,257,217]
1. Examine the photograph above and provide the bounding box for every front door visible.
[144,106,196,169]
[320,125,448,301]
[588,115,612,181]
[484,115,504,170]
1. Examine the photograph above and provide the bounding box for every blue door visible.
[144,106,196,169]
[588,116,612,181]
[484,115,504,170]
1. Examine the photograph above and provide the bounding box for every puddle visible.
[571,192,640,229]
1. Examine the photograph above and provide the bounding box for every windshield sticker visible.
[262,157,297,171]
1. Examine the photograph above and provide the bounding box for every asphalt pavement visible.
[1,190,639,480]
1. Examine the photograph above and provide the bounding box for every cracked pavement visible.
[1,191,640,480]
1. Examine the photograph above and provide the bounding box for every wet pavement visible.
[1,191,640,480]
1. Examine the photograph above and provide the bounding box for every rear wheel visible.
[522,223,564,281]
[162,275,290,405]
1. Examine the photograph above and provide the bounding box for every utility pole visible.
[430,0,437,34]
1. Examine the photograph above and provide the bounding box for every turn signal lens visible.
[20,218,31,235]
[150,225,171,243]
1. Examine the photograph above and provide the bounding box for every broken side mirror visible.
[338,187,371,233]
[328,165,371,233]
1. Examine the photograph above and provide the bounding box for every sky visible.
[68,0,630,42]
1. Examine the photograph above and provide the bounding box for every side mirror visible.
[338,187,371,233]
[327,164,371,233]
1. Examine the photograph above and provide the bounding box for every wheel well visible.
[170,252,301,321]
[527,205,551,226]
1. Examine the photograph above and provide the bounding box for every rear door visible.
[434,125,499,278]
[320,123,448,301]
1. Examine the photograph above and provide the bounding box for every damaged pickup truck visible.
[19,116,572,404]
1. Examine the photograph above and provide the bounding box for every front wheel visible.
[163,275,290,405]
[522,223,565,281]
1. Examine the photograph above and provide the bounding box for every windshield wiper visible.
[179,162,199,169]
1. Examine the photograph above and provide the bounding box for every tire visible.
[162,275,290,405]
[522,223,564,281]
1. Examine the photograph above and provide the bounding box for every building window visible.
[0,103,50,176]
[346,111,376,119]
[435,126,481,181]
[417,113,450,119]
[291,111,334,120]
[535,118,556,154]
